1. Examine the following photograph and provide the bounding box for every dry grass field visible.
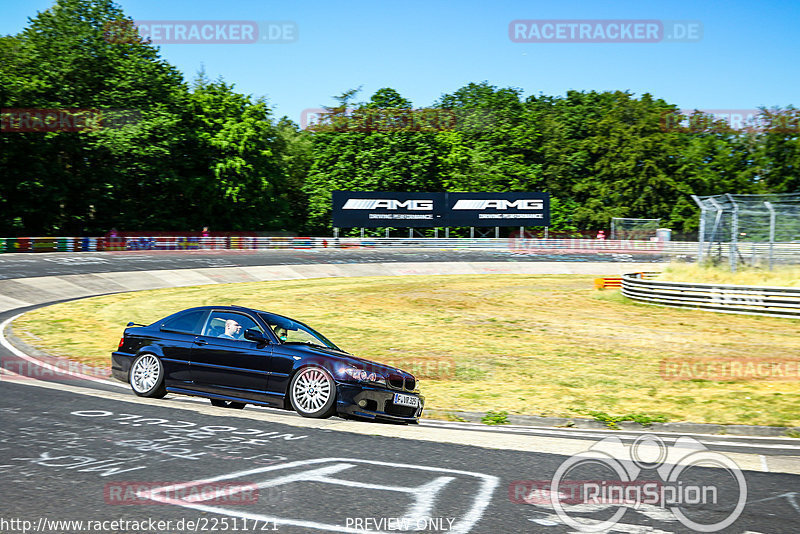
[12,273,800,427]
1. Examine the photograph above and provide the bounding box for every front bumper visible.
[336,383,424,423]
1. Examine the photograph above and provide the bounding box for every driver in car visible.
[273,325,288,342]
[218,319,242,339]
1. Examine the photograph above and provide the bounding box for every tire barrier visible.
[621,273,800,319]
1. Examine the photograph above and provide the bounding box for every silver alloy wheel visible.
[131,354,161,394]
[291,367,333,415]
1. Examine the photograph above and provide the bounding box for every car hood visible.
[284,343,412,377]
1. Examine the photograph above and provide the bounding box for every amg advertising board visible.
[332,192,446,228]
[332,191,550,228]
[446,192,549,226]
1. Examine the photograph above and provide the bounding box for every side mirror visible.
[244,329,269,344]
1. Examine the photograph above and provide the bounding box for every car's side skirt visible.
[166,386,285,408]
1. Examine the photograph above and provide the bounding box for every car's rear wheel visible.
[289,366,336,418]
[129,353,167,398]
[210,399,246,409]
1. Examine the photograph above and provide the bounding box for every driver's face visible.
[225,320,241,335]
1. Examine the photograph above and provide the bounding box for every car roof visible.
[182,305,294,322]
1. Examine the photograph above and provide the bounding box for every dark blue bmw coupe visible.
[111,305,423,423]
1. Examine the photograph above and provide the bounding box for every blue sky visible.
[3,0,799,123]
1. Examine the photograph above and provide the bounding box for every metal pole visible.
[470,227,474,238]
[435,228,438,239]
[765,201,776,271]
[495,227,499,239]
[725,194,738,273]
[707,197,724,261]
[385,228,389,238]
[333,227,339,238]
[611,218,616,241]
[445,227,449,238]
[360,227,365,239]
[409,228,413,238]
[691,195,705,264]
[545,226,549,239]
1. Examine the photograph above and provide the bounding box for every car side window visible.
[161,310,207,334]
[202,312,263,341]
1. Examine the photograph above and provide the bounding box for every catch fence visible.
[692,193,800,270]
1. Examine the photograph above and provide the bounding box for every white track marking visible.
[0,313,127,388]
[140,458,498,534]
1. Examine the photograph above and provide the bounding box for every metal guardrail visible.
[0,235,675,253]
[621,273,800,319]
[0,236,671,253]
[1,236,799,260]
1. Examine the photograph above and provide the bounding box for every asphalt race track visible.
[1,250,799,534]
[0,248,665,280]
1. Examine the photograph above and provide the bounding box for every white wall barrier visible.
[622,273,800,319]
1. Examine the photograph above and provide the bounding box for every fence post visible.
[691,195,705,264]
[726,194,739,273]
[764,201,776,271]
[706,197,724,261]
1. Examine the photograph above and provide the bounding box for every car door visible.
[190,310,275,403]
[156,309,208,385]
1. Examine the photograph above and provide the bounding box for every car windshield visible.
[258,312,340,351]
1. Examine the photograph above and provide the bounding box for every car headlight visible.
[343,367,386,386]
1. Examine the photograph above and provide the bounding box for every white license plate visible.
[393,393,419,408]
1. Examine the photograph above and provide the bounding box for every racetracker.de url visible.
[0,517,279,533]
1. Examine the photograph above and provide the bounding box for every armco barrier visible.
[1,236,800,258]
[621,273,800,319]
[0,236,676,252]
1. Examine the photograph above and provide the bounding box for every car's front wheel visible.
[129,353,167,398]
[289,366,336,418]
[210,399,246,409]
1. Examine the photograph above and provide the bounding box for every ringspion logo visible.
[516,434,746,532]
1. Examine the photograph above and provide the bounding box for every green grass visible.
[12,274,800,426]
[659,262,800,287]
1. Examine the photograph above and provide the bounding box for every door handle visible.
[194,339,208,346]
